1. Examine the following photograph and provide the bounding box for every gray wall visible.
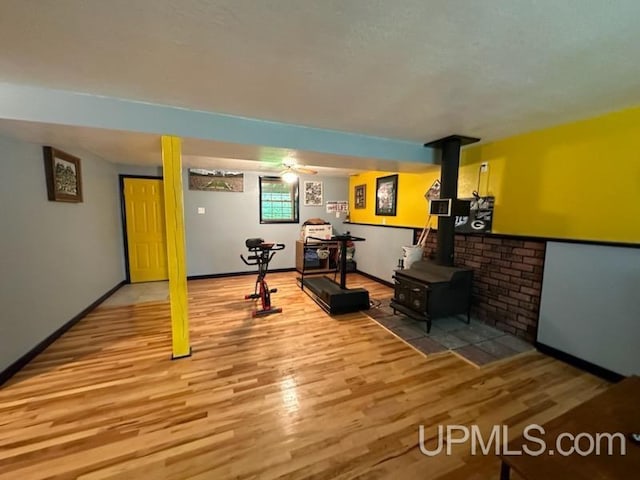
[344,223,414,283]
[538,241,640,376]
[183,172,349,275]
[0,135,125,372]
[113,167,350,275]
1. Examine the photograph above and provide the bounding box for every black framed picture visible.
[354,184,366,209]
[375,174,398,216]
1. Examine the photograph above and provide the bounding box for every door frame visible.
[119,174,164,284]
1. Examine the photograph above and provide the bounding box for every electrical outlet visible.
[197,207,205,214]
[480,162,489,173]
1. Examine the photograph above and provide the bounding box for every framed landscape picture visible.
[303,181,323,206]
[188,169,244,192]
[375,174,398,216]
[43,146,83,203]
[354,184,366,209]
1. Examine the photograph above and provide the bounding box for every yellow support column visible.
[161,135,191,359]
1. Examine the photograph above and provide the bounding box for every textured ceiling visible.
[1,0,640,165]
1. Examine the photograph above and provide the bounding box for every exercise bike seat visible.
[245,238,265,249]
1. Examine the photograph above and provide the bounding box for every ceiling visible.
[1,0,640,174]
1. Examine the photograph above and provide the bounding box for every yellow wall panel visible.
[350,106,640,244]
[461,106,640,242]
[349,170,440,228]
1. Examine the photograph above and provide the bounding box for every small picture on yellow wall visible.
[354,184,366,209]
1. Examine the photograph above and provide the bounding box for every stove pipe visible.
[424,135,480,267]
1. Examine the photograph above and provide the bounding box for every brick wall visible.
[415,231,546,342]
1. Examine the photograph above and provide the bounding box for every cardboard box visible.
[301,224,332,243]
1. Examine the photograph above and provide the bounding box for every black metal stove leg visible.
[466,308,471,324]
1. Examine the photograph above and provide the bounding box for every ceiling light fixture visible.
[281,169,298,184]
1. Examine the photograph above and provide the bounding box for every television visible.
[429,198,452,216]
[429,198,471,217]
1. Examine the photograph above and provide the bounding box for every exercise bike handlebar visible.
[240,242,285,265]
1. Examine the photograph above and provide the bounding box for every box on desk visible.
[300,224,332,243]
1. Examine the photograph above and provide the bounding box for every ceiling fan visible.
[280,158,317,183]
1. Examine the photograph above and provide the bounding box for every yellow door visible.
[123,178,169,283]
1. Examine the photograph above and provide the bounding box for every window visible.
[259,176,299,224]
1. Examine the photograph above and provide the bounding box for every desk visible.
[500,376,640,479]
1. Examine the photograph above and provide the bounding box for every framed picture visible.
[43,146,83,202]
[375,174,398,216]
[354,184,366,209]
[425,179,441,201]
[455,196,495,233]
[303,181,323,206]
[188,169,244,192]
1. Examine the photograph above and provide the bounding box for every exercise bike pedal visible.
[269,288,278,293]
[245,294,260,300]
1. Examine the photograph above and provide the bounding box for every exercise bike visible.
[240,238,285,317]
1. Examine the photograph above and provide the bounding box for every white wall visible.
[183,172,349,275]
[538,241,640,376]
[0,135,125,372]
[343,223,414,283]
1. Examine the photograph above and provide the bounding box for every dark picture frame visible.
[375,174,398,216]
[43,146,83,203]
[354,184,366,209]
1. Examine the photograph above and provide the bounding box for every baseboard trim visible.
[0,280,126,387]
[355,270,394,289]
[535,341,625,383]
[188,268,296,281]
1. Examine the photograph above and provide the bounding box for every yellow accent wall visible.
[350,106,640,243]
[349,170,440,228]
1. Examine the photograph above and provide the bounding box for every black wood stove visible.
[390,135,479,332]
[390,260,473,332]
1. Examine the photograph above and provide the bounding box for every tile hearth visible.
[366,299,534,366]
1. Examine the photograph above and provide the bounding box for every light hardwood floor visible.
[0,273,608,479]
